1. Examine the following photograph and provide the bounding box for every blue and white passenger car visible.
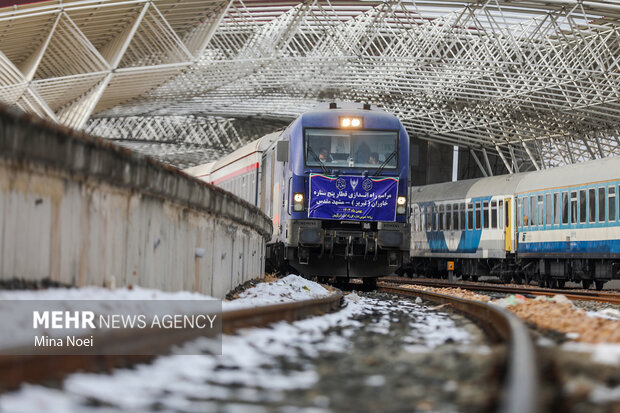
[186,102,411,282]
[407,157,620,289]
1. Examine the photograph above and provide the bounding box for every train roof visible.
[183,131,282,178]
[514,156,620,194]
[411,156,620,202]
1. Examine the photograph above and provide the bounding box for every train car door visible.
[504,198,512,252]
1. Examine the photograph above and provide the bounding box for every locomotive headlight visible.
[340,117,362,128]
[293,193,305,211]
[396,196,407,214]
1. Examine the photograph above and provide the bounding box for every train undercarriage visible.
[266,219,410,280]
[402,256,620,290]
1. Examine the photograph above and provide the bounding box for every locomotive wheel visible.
[582,280,592,289]
[462,275,470,281]
[595,280,605,291]
[513,274,523,285]
[471,276,478,282]
[363,278,377,288]
[556,280,565,289]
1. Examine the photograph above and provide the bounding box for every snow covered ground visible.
[0,279,475,413]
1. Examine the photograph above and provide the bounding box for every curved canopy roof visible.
[0,0,619,169]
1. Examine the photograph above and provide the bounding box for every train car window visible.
[530,196,536,227]
[562,192,569,224]
[467,203,473,230]
[475,202,481,230]
[483,201,490,229]
[439,205,445,230]
[598,187,605,222]
[579,189,586,224]
[537,196,543,227]
[545,194,552,226]
[554,193,560,225]
[453,204,458,229]
[491,201,497,228]
[588,188,596,223]
[434,206,439,231]
[499,200,504,229]
[460,203,465,230]
[446,204,452,230]
[426,207,432,231]
[609,186,616,221]
[570,191,578,224]
[517,198,522,227]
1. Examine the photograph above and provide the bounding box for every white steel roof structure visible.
[0,0,619,170]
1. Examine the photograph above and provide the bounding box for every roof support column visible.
[469,148,488,177]
[481,148,494,176]
[521,141,540,171]
[495,145,513,174]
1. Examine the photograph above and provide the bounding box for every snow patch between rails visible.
[224,274,331,310]
[561,342,620,366]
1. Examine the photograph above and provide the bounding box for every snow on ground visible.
[0,289,474,413]
[223,274,331,310]
[561,341,620,366]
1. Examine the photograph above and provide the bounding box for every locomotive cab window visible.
[305,129,398,169]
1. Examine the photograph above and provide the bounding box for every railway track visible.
[382,277,620,305]
[0,292,343,391]
[379,284,541,413]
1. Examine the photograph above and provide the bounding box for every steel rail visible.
[382,277,620,305]
[378,284,540,413]
[0,291,343,391]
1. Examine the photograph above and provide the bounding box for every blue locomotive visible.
[405,156,620,289]
[186,102,411,283]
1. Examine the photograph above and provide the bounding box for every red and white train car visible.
[184,131,283,240]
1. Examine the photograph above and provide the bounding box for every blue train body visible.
[405,157,620,289]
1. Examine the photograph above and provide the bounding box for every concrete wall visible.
[0,105,272,298]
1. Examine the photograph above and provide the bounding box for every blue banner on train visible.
[308,174,399,221]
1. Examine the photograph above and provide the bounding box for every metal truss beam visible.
[0,0,619,168]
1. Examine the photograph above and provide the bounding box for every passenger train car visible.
[185,102,411,282]
[405,156,620,289]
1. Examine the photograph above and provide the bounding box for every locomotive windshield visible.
[305,129,398,169]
